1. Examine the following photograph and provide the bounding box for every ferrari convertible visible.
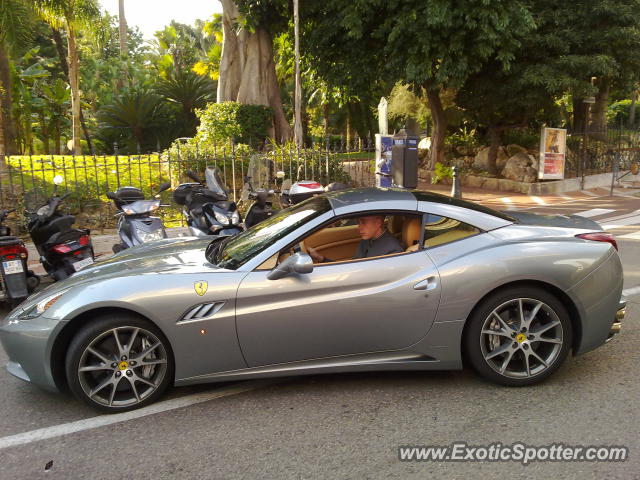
[0,188,626,412]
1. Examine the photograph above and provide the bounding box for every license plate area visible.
[73,257,94,272]
[2,259,24,275]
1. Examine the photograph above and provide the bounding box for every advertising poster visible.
[375,134,394,187]
[538,128,567,180]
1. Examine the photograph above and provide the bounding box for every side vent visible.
[180,302,226,322]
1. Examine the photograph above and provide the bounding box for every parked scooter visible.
[106,182,171,253]
[278,164,325,207]
[242,156,276,228]
[0,209,39,307]
[26,176,95,281]
[173,167,243,237]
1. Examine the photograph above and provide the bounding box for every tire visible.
[65,314,174,413]
[464,286,572,386]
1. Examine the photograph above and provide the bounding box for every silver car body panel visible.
[0,188,624,393]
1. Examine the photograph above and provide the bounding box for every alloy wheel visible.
[76,326,168,408]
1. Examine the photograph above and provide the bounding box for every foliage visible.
[196,101,272,147]
[445,128,480,149]
[431,162,454,184]
[607,99,639,126]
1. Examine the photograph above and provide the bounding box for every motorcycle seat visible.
[0,236,22,247]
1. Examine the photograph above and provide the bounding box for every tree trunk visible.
[487,126,502,176]
[236,27,291,142]
[0,43,17,155]
[426,88,447,170]
[323,102,330,139]
[629,89,637,129]
[572,97,588,134]
[67,28,82,154]
[118,0,128,55]
[39,111,50,155]
[219,0,291,142]
[52,27,93,153]
[293,0,303,147]
[589,78,610,132]
[217,0,244,103]
[54,118,61,155]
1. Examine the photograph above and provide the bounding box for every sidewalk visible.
[23,183,640,277]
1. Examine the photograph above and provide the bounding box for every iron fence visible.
[0,138,379,234]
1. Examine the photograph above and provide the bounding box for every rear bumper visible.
[606,300,625,342]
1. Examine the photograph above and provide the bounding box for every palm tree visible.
[32,0,99,154]
[157,70,215,136]
[97,89,166,153]
[0,0,34,156]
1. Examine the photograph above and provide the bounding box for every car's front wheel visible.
[464,286,572,386]
[65,314,174,412]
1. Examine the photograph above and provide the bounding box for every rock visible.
[501,152,539,183]
[473,146,509,172]
[506,144,528,157]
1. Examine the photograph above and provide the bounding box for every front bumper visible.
[0,313,64,392]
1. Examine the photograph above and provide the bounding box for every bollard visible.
[451,166,462,198]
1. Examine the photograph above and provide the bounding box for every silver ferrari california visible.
[0,188,626,412]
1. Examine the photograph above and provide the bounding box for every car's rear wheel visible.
[464,286,572,386]
[65,314,174,412]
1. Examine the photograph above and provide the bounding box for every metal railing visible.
[0,138,378,234]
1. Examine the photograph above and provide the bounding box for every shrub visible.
[196,102,272,147]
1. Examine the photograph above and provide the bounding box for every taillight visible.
[52,244,72,254]
[79,235,90,246]
[298,182,322,189]
[0,244,28,259]
[576,232,618,251]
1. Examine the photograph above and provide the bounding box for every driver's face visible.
[357,216,384,240]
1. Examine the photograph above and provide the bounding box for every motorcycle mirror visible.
[276,171,285,179]
[157,182,171,193]
[186,170,203,183]
[53,175,64,186]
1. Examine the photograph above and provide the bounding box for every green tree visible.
[32,0,100,154]
[303,0,535,169]
[0,0,35,155]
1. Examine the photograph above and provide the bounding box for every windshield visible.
[247,155,274,189]
[210,196,332,270]
[205,167,230,197]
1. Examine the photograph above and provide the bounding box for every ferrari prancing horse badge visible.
[194,281,208,296]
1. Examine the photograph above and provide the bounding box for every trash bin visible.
[391,128,419,188]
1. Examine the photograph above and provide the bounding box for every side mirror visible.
[267,252,313,280]
[158,182,171,193]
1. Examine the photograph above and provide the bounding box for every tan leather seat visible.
[402,218,422,252]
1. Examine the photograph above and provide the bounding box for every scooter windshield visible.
[247,156,274,188]
[122,199,160,215]
[205,167,230,198]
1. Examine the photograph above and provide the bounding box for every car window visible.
[212,196,331,270]
[277,212,423,267]
[422,214,481,249]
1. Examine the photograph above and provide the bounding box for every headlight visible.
[123,207,135,215]
[138,229,165,242]
[214,210,229,224]
[18,289,70,319]
[230,211,240,225]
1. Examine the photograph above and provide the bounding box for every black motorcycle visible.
[107,182,171,253]
[27,178,95,280]
[173,167,243,237]
[0,209,39,307]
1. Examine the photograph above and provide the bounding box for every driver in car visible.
[308,215,403,263]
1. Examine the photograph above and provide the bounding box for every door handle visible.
[413,276,437,291]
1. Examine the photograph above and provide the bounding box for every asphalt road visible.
[0,207,639,479]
